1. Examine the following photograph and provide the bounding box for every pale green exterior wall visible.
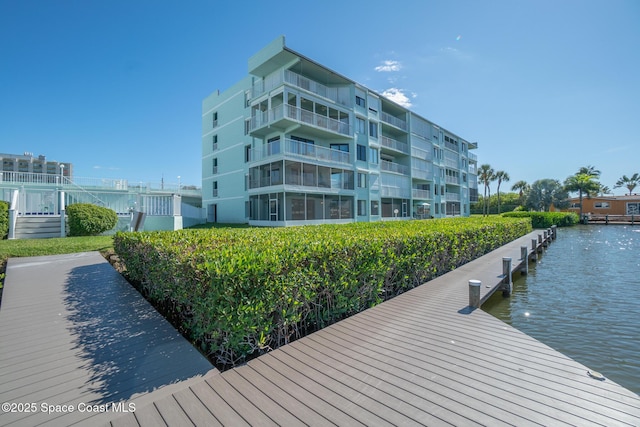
[202,36,478,226]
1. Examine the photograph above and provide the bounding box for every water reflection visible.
[483,224,640,395]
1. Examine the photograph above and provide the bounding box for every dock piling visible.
[501,257,512,295]
[520,246,528,275]
[469,280,481,308]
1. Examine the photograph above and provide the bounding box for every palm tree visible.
[526,179,569,212]
[494,170,510,214]
[598,184,611,196]
[578,165,601,178]
[478,164,495,216]
[564,172,600,218]
[614,173,640,196]
[511,180,529,207]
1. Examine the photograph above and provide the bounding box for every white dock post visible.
[469,280,481,308]
[521,246,528,275]
[502,257,512,295]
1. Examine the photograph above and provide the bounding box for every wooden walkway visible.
[0,252,216,427]
[1,233,639,426]
[107,230,640,426]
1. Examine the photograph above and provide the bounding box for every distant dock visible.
[582,214,638,225]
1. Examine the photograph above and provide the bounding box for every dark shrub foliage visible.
[0,201,8,239]
[501,211,579,228]
[67,203,118,236]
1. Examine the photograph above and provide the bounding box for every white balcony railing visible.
[380,111,407,131]
[381,160,410,175]
[380,186,411,198]
[412,189,431,199]
[251,70,350,106]
[250,104,351,136]
[380,136,409,154]
[445,193,461,201]
[249,138,351,165]
[445,175,459,185]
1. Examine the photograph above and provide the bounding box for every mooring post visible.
[520,246,528,275]
[502,257,512,295]
[543,230,548,246]
[469,280,481,308]
[606,214,609,225]
[531,238,538,261]
[538,234,543,252]
[551,225,557,239]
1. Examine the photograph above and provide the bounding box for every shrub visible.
[0,201,8,239]
[114,217,531,368]
[501,211,579,228]
[67,203,118,236]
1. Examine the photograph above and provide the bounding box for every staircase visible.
[14,217,64,239]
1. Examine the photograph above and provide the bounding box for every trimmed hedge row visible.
[501,211,579,228]
[114,217,531,368]
[0,201,8,239]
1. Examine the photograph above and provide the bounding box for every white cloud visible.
[381,88,413,108]
[375,60,401,72]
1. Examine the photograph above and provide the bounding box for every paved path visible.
[0,252,216,426]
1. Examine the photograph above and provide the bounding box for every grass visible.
[0,235,114,288]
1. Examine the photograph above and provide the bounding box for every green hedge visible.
[501,211,579,228]
[114,217,531,368]
[0,201,8,239]
[67,203,118,236]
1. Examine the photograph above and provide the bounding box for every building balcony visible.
[380,185,411,198]
[445,175,460,185]
[381,160,410,175]
[380,136,409,155]
[250,104,350,138]
[380,111,407,131]
[445,193,461,201]
[249,138,352,166]
[412,189,431,199]
[251,69,349,106]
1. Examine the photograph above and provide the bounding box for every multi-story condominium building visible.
[1,152,73,179]
[202,36,478,225]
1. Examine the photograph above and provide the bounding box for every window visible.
[369,121,378,138]
[370,200,379,216]
[245,145,251,163]
[357,173,367,188]
[244,119,250,135]
[212,112,218,128]
[357,200,367,216]
[369,148,379,164]
[356,117,366,134]
[212,181,218,197]
[357,144,367,161]
[212,158,218,175]
[594,202,610,209]
[356,96,366,108]
[212,135,218,151]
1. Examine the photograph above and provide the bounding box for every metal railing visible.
[380,136,409,154]
[380,111,407,131]
[381,160,410,175]
[250,138,351,165]
[251,70,350,106]
[412,189,431,199]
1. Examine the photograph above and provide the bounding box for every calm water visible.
[483,224,640,395]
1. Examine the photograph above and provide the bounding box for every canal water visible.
[483,224,640,395]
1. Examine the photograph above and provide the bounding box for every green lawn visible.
[0,236,114,287]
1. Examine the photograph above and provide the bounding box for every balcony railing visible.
[249,138,351,165]
[250,104,351,136]
[445,193,461,201]
[445,175,460,185]
[381,160,410,175]
[380,136,409,154]
[380,111,407,131]
[251,70,349,106]
[380,186,411,198]
[412,189,431,199]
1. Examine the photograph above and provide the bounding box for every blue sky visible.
[1,0,638,194]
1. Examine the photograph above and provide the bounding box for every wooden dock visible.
[1,232,639,426]
[0,252,217,427]
[583,214,638,225]
[108,229,639,426]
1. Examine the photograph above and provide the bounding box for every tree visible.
[478,164,495,215]
[511,180,530,207]
[494,170,510,214]
[614,173,640,196]
[598,184,611,196]
[577,165,601,178]
[564,172,600,218]
[525,179,569,212]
